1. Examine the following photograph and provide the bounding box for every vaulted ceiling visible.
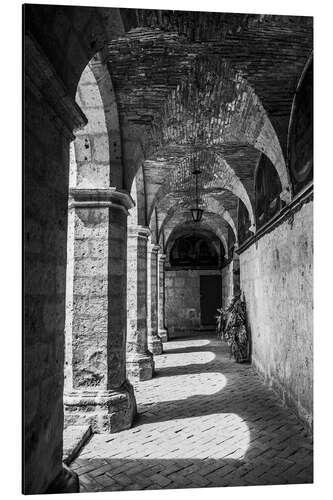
[107,10,312,247]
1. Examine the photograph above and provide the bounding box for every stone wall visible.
[24,63,69,495]
[239,199,313,430]
[165,269,222,338]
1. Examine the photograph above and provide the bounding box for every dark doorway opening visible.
[200,275,222,327]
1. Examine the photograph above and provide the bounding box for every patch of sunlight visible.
[88,413,250,461]
[158,350,216,368]
[135,372,227,407]
[167,338,211,350]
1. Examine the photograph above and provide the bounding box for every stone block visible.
[126,353,155,382]
[64,381,137,433]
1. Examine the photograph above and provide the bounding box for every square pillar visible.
[158,253,168,342]
[126,225,154,381]
[24,34,86,494]
[147,244,163,355]
[64,188,136,433]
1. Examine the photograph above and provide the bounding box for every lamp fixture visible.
[191,169,204,223]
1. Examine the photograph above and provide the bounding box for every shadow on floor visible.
[72,456,313,492]
[71,336,313,492]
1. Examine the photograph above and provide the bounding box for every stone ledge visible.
[128,225,151,238]
[69,187,135,212]
[63,425,92,465]
[237,182,313,255]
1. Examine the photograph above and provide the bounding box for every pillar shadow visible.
[135,337,311,442]
[73,456,312,492]
[72,335,313,491]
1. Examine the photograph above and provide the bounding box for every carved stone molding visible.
[237,182,313,254]
[69,187,135,213]
[64,382,137,433]
[150,244,160,254]
[128,225,151,239]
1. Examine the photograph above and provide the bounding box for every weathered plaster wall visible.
[240,200,313,430]
[165,269,222,338]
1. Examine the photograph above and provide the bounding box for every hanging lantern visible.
[191,207,204,222]
[191,169,204,222]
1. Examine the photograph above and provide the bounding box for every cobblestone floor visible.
[71,336,313,492]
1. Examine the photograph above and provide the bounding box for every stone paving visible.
[70,335,313,492]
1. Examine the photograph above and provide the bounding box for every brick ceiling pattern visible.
[107,11,312,245]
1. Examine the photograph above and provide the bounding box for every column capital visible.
[69,187,135,214]
[128,225,151,239]
[158,253,167,262]
[150,244,160,254]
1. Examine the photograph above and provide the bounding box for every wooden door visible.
[200,275,222,326]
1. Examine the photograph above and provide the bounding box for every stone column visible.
[158,253,168,341]
[64,188,137,433]
[126,225,154,381]
[147,244,163,355]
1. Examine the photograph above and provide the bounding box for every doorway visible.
[200,275,222,326]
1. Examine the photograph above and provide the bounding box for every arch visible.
[149,207,159,245]
[254,153,282,229]
[287,52,313,195]
[161,207,236,249]
[169,233,220,269]
[238,199,252,245]
[145,57,291,198]
[72,53,123,188]
[148,149,255,226]
[165,225,226,268]
[222,211,238,243]
[25,5,126,97]
[128,164,147,227]
[89,54,123,187]
[26,7,309,203]
[164,220,229,260]
[157,189,239,244]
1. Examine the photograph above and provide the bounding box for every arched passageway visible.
[164,228,227,339]
[24,6,313,494]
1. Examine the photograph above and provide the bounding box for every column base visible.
[127,352,155,382]
[46,465,79,494]
[64,380,136,433]
[158,328,168,342]
[148,334,163,355]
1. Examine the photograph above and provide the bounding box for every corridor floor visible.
[71,336,313,491]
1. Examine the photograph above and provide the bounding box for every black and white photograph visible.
[22,1,315,495]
